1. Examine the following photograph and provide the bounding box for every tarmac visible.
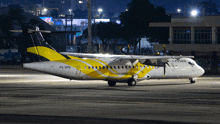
[0,66,220,124]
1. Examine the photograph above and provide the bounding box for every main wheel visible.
[127,79,137,86]
[190,80,195,84]
[108,81,116,87]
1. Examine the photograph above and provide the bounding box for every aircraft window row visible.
[85,65,152,69]
[170,60,187,62]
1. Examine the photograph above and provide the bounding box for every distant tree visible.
[83,22,122,53]
[8,4,25,25]
[120,0,171,53]
[0,15,13,49]
[150,6,170,44]
[0,4,26,49]
[0,4,56,63]
[106,22,122,53]
[23,0,36,14]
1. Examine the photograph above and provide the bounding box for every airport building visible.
[150,16,220,74]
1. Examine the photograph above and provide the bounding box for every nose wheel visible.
[190,78,196,84]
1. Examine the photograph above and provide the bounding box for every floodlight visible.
[177,9,181,13]
[191,10,198,17]
[98,8,103,13]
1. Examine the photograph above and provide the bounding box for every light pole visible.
[87,0,92,53]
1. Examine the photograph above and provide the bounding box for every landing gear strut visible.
[108,81,116,87]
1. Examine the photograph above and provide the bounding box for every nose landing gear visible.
[189,78,196,84]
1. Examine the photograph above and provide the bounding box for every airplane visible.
[11,27,205,86]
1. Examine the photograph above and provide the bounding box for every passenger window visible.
[122,66,124,69]
[125,66,127,69]
[118,66,120,69]
[140,66,142,68]
[114,66,116,69]
[99,66,101,69]
[129,66,131,68]
[88,66,90,69]
[106,66,108,69]
[133,66,135,68]
[92,66,94,69]
[110,66,112,69]
[103,66,105,69]
[95,66,97,69]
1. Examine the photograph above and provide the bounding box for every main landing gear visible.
[189,78,196,84]
[107,79,137,87]
[108,81,116,87]
[127,79,137,86]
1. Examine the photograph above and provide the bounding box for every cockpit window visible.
[188,61,194,66]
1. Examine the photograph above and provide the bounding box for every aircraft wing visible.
[61,52,194,64]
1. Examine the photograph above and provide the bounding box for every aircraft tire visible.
[128,79,137,86]
[190,80,195,84]
[190,78,196,84]
[108,81,116,87]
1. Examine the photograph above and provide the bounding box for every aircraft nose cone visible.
[199,66,205,76]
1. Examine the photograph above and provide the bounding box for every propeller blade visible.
[163,45,166,56]
[163,63,166,77]
[163,62,169,77]
[166,62,170,67]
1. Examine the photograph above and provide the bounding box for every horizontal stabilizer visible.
[9,30,51,33]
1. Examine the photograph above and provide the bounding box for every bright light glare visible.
[69,9,72,12]
[44,8,48,11]
[191,10,198,16]
[177,9,181,13]
[98,8,103,12]
[79,1,83,4]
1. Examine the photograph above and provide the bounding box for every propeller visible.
[163,61,170,77]
[163,45,167,56]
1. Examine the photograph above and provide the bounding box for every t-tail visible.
[13,27,76,79]
[20,27,70,62]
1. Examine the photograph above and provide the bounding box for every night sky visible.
[1,0,220,13]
